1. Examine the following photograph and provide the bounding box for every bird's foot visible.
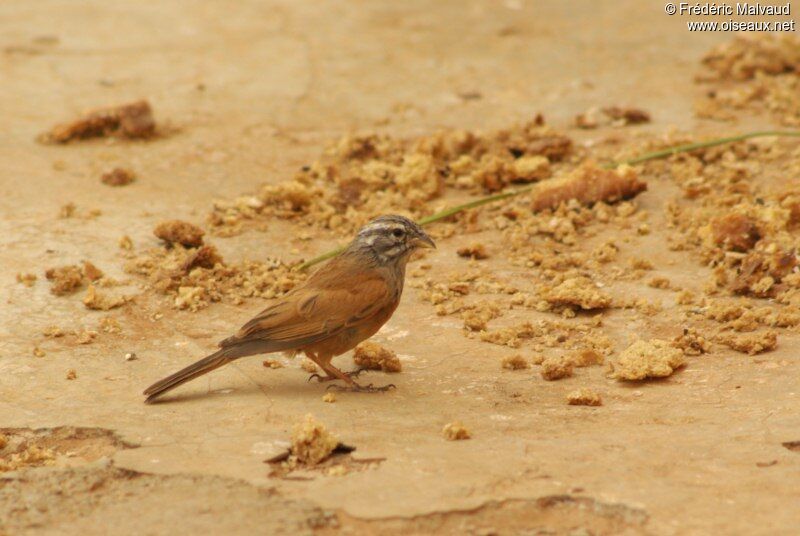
[307,369,366,383]
[327,382,396,393]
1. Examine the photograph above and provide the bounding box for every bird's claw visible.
[307,369,366,383]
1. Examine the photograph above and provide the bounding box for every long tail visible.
[143,342,264,403]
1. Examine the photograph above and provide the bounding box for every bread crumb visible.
[672,328,710,356]
[457,243,489,260]
[43,326,64,338]
[543,276,611,310]
[567,389,603,406]
[322,393,336,403]
[181,245,224,271]
[676,290,695,305]
[353,342,401,372]
[442,421,471,441]
[154,220,205,248]
[45,265,84,296]
[301,360,318,373]
[32,346,45,358]
[119,235,133,250]
[612,339,686,381]
[16,273,37,287]
[0,444,56,472]
[58,202,76,218]
[75,330,97,345]
[717,330,777,355]
[83,284,127,310]
[530,163,646,212]
[262,359,284,369]
[290,414,339,466]
[326,464,347,476]
[101,167,136,186]
[99,317,122,334]
[66,369,77,380]
[710,213,761,252]
[501,354,529,370]
[648,277,671,289]
[38,100,156,143]
[82,261,104,282]
[567,348,605,367]
[540,357,574,381]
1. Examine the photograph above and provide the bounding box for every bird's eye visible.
[392,228,404,238]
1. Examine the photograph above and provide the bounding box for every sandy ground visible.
[2,1,800,535]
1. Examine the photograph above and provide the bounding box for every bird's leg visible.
[305,352,366,383]
[307,369,366,383]
[306,354,393,392]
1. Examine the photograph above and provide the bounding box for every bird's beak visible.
[412,231,436,250]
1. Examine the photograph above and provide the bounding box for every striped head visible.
[351,215,436,266]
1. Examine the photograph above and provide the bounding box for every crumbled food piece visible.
[99,317,121,333]
[83,284,127,310]
[353,342,401,372]
[700,34,800,82]
[58,202,77,218]
[672,328,710,356]
[75,330,97,345]
[326,464,347,476]
[153,220,205,248]
[697,35,800,125]
[629,258,654,270]
[181,245,223,271]
[66,369,77,380]
[710,213,761,252]
[290,414,339,465]
[38,100,156,143]
[648,277,671,289]
[82,261,104,282]
[45,265,84,296]
[119,235,133,250]
[32,346,45,358]
[575,106,650,128]
[301,360,318,373]
[16,273,37,287]
[43,326,64,338]
[125,352,137,361]
[543,276,611,310]
[730,251,796,298]
[501,354,529,370]
[530,164,646,212]
[101,167,136,186]
[125,245,304,311]
[442,421,471,441]
[602,106,651,125]
[676,290,695,305]
[540,357,574,381]
[0,444,56,472]
[612,339,686,381]
[322,393,336,403]
[567,389,603,406]
[456,243,489,260]
[207,120,571,235]
[262,359,284,369]
[568,349,604,367]
[717,330,777,355]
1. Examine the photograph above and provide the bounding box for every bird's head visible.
[353,215,436,265]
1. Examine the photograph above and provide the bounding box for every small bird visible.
[143,215,435,403]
